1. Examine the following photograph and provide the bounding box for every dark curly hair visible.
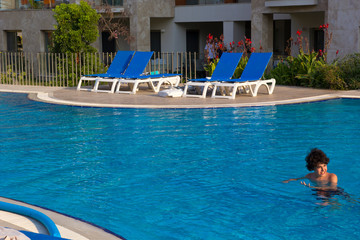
[305,148,329,171]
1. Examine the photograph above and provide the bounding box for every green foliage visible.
[204,58,219,77]
[337,53,360,89]
[265,57,295,85]
[204,56,248,79]
[0,65,27,84]
[311,65,347,90]
[268,52,360,90]
[233,56,248,79]
[55,53,104,87]
[52,1,100,53]
[268,51,332,88]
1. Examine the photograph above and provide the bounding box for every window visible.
[151,31,161,53]
[101,0,123,6]
[186,0,198,4]
[7,31,22,52]
[273,20,291,56]
[43,31,53,52]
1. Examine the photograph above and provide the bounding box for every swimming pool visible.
[1,92,359,239]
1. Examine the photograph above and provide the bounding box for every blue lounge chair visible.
[92,51,154,93]
[76,50,134,93]
[110,51,181,94]
[182,52,243,98]
[211,52,276,99]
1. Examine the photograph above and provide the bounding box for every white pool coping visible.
[2,85,360,109]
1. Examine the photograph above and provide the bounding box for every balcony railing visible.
[0,0,123,11]
[0,0,68,10]
[175,0,250,6]
[265,0,318,7]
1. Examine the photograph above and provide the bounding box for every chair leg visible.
[131,81,139,94]
[182,84,187,97]
[93,79,100,92]
[76,78,83,91]
[268,79,276,94]
[211,85,218,98]
[110,81,117,93]
[230,85,238,99]
[201,84,210,98]
[115,80,122,93]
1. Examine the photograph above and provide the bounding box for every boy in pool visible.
[283,148,338,190]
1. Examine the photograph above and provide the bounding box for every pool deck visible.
[0,197,125,240]
[1,83,360,240]
[1,84,360,108]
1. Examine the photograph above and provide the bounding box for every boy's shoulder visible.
[328,172,338,183]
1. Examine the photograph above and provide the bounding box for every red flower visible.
[238,41,243,46]
[296,30,302,36]
[207,33,213,40]
[336,50,339,55]
[219,43,223,49]
[250,47,255,53]
[320,24,329,30]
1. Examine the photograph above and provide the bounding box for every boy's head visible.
[305,148,329,171]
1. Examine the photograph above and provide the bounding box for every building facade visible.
[0,0,359,61]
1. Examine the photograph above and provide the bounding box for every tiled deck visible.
[0,197,124,240]
[1,84,360,108]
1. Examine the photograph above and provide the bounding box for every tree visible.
[96,3,133,50]
[52,1,100,53]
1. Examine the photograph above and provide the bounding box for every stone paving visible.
[2,84,360,108]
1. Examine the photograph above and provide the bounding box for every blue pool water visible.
[1,92,360,239]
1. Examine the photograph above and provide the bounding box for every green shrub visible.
[204,56,248,79]
[311,65,347,90]
[268,52,326,87]
[204,58,219,77]
[337,53,360,89]
[268,56,296,85]
[0,65,27,85]
[55,53,104,87]
[233,56,248,79]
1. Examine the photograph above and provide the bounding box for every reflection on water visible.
[312,187,358,208]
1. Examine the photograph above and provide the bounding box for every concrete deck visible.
[0,197,124,240]
[1,84,360,108]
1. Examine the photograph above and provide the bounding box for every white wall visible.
[223,21,246,46]
[151,18,183,52]
[174,3,251,23]
[327,0,360,60]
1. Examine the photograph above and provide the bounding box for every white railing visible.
[0,52,205,87]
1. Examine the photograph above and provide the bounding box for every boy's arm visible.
[282,176,306,183]
[301,173,338,190]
